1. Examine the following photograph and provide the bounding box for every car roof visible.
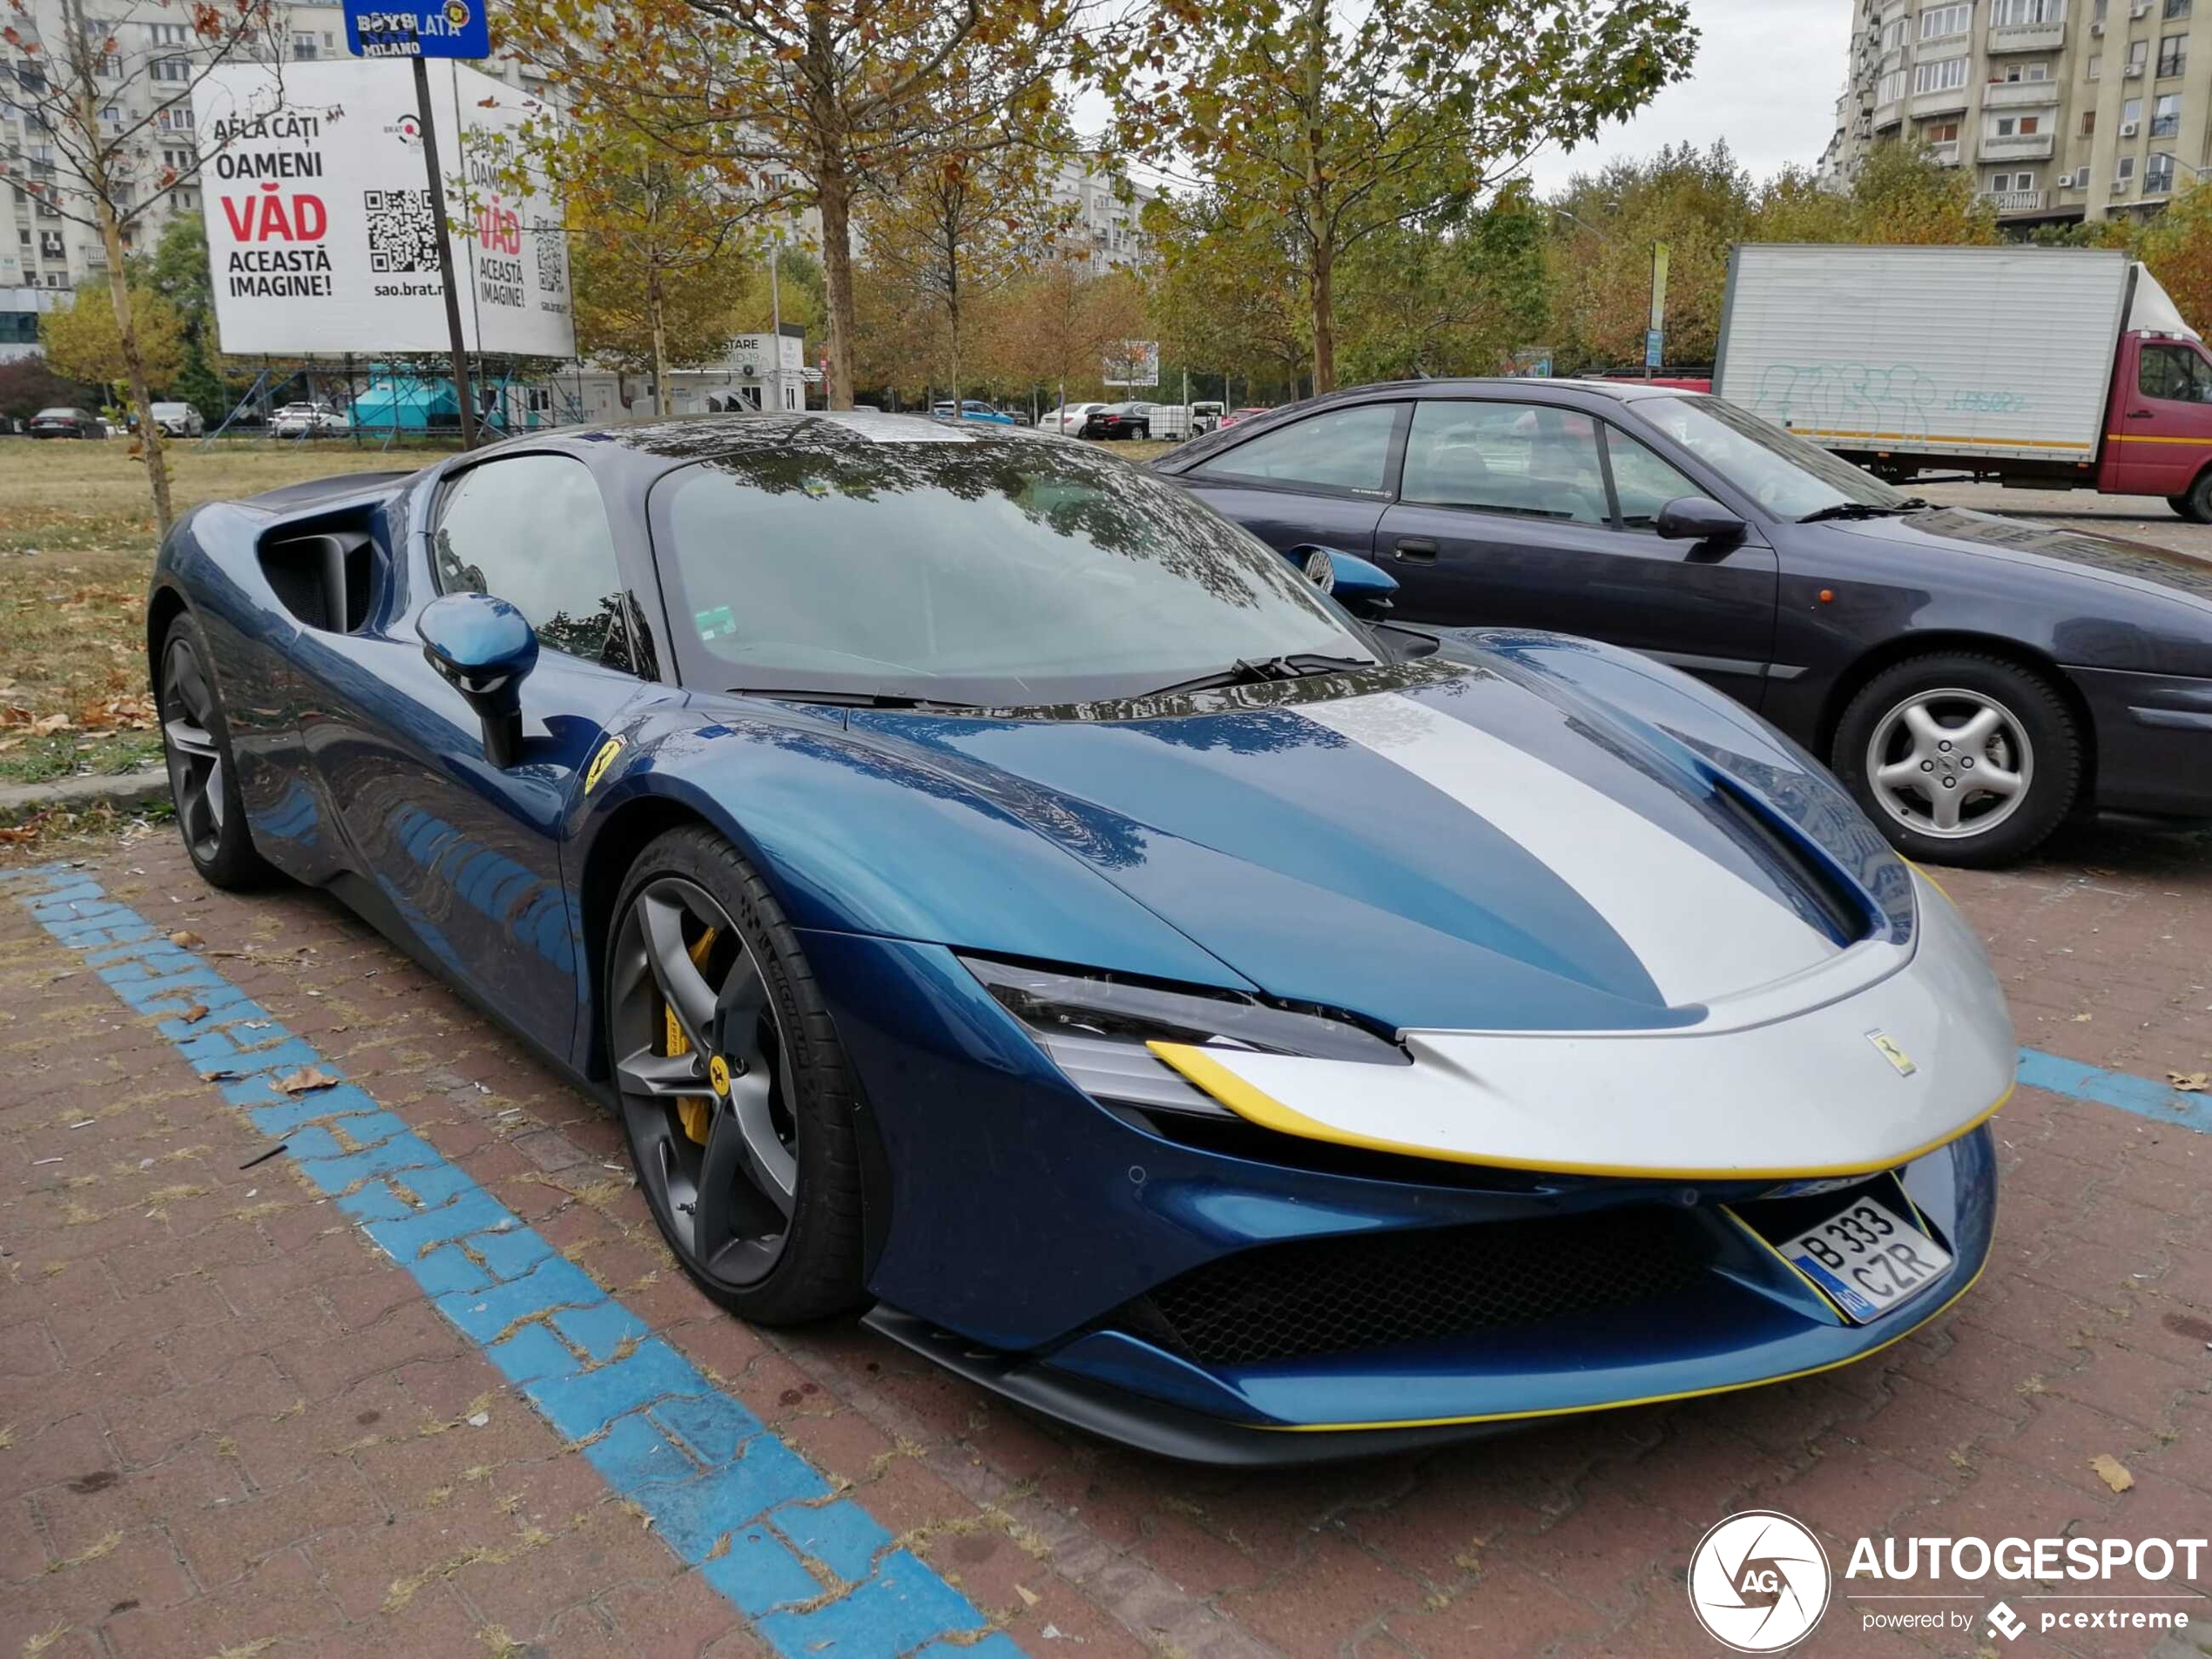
[524,409,1069,465]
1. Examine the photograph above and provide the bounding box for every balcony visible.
[1984,78,2061,106]
[1875,97,1906,129]
[1988,20,2066,50]
[1981,132,2057,158]
[1927,139,1963,165]
[1911,86,1972,116]
[1979,187,2051,212]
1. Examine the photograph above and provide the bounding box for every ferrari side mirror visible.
[1285,543,1399,620]
[417,591,537,768]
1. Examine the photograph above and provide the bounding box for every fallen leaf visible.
[1015,1584,1041,1608]
[2090,1453,2134,1494]
[179,1003,210,1024]
[2170,1072,2209,1094]
[168,930,203,948]
[273,1067,338,1095]
[28,713,71,736]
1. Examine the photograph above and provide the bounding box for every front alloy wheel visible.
[1864,688,2032,841]
[604,828,866,1322]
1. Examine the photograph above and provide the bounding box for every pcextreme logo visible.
[1687,1511,1832,1652]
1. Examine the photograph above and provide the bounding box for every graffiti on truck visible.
[1750,361,1941,442]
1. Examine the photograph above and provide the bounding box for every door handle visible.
[2128,408,2156,419]
[1393,538,1439,562]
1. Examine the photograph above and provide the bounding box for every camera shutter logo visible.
[1688,1510,1831,1652]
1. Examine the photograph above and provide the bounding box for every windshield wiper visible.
[1797,496,1930,524]
[732,687,981,711]
[1136,653,1378,698]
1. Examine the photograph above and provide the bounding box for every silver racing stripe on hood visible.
[1298,692,1834,1008]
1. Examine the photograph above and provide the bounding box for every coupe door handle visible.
[1393,538,1439,562]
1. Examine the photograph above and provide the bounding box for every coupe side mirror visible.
[417,591,537,768]
[1286,543,1399,620]
[1654,496,1747,544]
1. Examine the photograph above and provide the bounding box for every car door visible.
[1177,401,1407,561]
[1372,399,1779,704]
[2114,340,2212,498]
[293,452,654,1063]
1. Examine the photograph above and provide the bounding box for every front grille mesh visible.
[1123,1208,1710,1366]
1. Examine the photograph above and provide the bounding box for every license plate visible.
[1782,1195,1952,1324]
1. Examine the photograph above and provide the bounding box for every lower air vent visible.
[1117,1208,1710,1366]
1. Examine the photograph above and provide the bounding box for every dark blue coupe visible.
[148,413,2013,1462]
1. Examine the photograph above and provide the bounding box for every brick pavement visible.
[3,821,2209,1659]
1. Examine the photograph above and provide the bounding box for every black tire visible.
[604,826,866,1324]
[2175,471,2212,523]
[157,612,271,888]
[1831,651,2082,869]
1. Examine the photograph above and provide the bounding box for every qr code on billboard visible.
[534,225,567,293]
[364,189,438,274]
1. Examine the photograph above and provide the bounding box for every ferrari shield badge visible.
[1865,1030,1916,1077]
[585,736,625,793]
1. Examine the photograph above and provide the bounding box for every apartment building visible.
[1823,0,2212,226]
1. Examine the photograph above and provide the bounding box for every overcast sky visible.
[1520,0,1851,194]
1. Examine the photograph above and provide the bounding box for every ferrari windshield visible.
[651,421,1378,704]
[1637,395,1908,520]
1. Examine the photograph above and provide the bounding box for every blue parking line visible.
[2016,1047,2212,1133]
[2,864,1020,1659]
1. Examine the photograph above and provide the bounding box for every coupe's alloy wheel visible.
[610,875,799,1289]
[1864,687,2033,840]
[160,634,228,864]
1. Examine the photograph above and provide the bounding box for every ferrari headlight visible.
[959,955,1404,1119]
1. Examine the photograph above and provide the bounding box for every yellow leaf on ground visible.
[168,930,203,948]
[273,1067,338,1095]
[2170,1072,2209,1093]
[2090,1454,2134,1494]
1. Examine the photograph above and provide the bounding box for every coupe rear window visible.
[651,428,1373,704]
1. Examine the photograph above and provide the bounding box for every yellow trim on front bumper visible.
[1259,1260,1987,1433]
[1719,1204,1848,1321]
[1144,1041,2013,1183]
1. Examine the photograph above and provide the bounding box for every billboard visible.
[193,59,573,357]
[1103,340,1160,387]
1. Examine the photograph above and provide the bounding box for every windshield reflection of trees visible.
[650,417,1323,613]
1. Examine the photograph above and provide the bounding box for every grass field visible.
[0,437,449,824]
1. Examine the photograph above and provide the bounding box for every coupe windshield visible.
[1638,395,1908,521]
[651,421,1378,704]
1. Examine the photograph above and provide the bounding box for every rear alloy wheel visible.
[1832,652,2080,868]
[605,828,865,1323]
[158,616,268,887]
[2176,471,2212,524]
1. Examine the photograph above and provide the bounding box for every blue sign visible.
[343,0,489,58]
[1644,328,1664,370]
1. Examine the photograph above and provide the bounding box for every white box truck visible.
[1713,244,2212,519]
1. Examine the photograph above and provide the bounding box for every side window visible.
[1193,403,1400,493]
[1603,428,1705,531]
[1399,401,1608,524]
[433,455,631,667]
[2140,344,2212,405]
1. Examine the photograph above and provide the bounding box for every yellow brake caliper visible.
[662,927,718,1145]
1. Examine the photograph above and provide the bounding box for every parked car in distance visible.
[931,399,1017,426]
[150,401,206,438]
[1217,406,1271,429]
[28,406,101,439]
[1082,401,1155,440]
[271,403,350,438]
[1036,402,1102,435]
[1157,377,2212,867]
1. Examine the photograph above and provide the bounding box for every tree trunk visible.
[647,267,671,417]
[1310,239,1337,395]
[805,15,857,411]
[98,205,172,537]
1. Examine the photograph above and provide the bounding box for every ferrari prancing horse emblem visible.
[1866,1030,1916,1077]
[585,736,624,793]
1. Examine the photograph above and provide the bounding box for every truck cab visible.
[2102,331,2212,515]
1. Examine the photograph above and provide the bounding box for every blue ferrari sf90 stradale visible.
[149,413,2013,1463]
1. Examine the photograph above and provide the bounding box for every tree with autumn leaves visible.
[1,0,287,534]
